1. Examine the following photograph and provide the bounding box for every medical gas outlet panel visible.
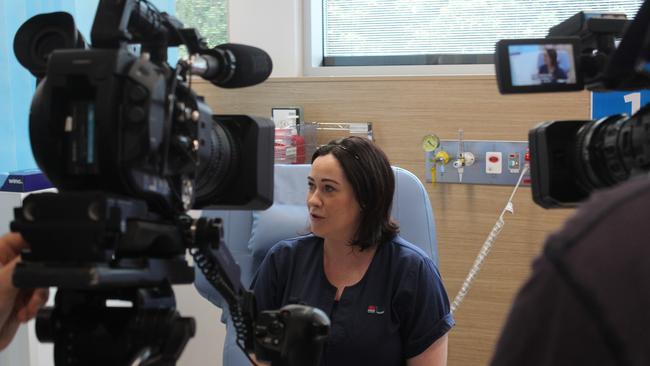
[424,137,531,186]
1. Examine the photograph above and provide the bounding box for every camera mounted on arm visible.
[495,2,650,208]
[10,0,329,365]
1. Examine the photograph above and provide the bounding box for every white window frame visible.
[302,0,495,77]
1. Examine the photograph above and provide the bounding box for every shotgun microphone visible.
[190,43,273,88]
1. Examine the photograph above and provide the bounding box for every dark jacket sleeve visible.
[491,178,650,366]
[490,254,617,366]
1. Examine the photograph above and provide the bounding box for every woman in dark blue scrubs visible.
[253,136,454,366]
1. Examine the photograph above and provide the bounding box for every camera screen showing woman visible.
[538,48,568,83]
[507,44,577,87]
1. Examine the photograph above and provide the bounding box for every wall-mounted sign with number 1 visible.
[592,90,650,120]
[624,92,641,115]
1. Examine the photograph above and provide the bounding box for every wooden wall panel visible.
[195,76,589,365]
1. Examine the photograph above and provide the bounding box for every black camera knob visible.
[269,320,284,335]
[254,327,267,338]
[129,85,148,103]
[127,106,146,123]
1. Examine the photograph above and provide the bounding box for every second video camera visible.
[495,4,650,208]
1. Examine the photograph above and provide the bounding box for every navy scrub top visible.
[252,234,454,366]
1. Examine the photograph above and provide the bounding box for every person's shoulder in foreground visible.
[491,177,650,366]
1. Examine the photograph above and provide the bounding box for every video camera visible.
[495,2,650,208]
[10,1,329,365]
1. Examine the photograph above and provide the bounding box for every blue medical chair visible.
[194,164,438,365]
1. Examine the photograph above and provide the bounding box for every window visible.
[176,0,228,57]
[305,0,643,75]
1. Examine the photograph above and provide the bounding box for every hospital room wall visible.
[195,76,586,366]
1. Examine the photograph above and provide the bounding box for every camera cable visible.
[178,215,258,365]
[190,243,258,366]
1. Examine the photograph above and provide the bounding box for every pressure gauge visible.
[421,134,441,152]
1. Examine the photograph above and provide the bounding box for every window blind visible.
[324,0,643,58]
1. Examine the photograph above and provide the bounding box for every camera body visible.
[495,7,650,208]
[495,12,630,94]
[12,0,276,280]
[26,23,273,218]
[11,1,329,365]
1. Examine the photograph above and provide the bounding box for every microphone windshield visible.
[213,43,273,88]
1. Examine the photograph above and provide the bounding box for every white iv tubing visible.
[450,165,529,314]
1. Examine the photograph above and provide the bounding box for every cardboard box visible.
[0,169,53,192]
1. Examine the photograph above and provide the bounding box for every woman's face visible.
[307,154,362,242]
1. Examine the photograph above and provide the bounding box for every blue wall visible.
[0,0,175,174]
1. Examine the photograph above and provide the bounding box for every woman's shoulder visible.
[259,235,323,280]
[385,236,432,263]
[379,236,439,279]
[267,233,321,257]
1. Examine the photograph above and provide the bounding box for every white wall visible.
[229,0,302,77]
[175,284,226,366]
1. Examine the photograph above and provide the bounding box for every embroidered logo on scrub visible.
[367,305,385,314]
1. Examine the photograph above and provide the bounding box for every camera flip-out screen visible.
[495,38,583,93]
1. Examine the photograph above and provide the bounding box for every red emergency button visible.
[489,156,499,163]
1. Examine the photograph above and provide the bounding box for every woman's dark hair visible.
[311,136,399,251]
[546,48,559,68]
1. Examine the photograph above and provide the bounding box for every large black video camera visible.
[10,1,329,365]
[495,1,650,208]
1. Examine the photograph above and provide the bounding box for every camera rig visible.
[10,1,329,365]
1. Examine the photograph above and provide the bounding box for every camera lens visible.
[574,110,647,193]
[194,118,241,204]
